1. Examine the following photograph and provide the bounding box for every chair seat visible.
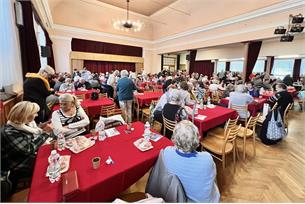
[201,137,233,155]
[237,127,253,137]
[209,127,225,136]
[142,108,150,116]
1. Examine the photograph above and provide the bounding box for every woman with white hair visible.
[229,84,253,119]
[59,78,75,92]
[51,93,90,136]
[116,70,137,123]
[162,89,188,138]
[1,101,52,198]
[163,120,220,202]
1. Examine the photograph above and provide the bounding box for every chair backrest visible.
[283,103,293,126]
[223,124,241,151]
[162,115,176,136]
[75,94,85,101]
[271,102,278,111]
[230,104,248,120]
[106,108,122,117]
[99,93,107,98]
[223,116,240,137]
[245,113,260,131]
[100,104,115,116]
[211,91,220,103]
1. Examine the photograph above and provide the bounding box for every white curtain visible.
[0,0,23,92]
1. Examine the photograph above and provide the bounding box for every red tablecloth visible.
[57,89,99,99]
[28,122,173,202]
[220,97,267,116]
[53,98,114,116]
[138,82,156,88]
[261,89,297,99]
[134,92,163,107]
[189,105,237,136]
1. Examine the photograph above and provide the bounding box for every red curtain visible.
[18,1,41,76]
[293,59,302,81]
[245,41,262,81]
[188,50,197,74]
[84,61,135,73]
[192,60,215,77]
[269,56,275,74]
[225,62,230,71]
[72,38,142,57]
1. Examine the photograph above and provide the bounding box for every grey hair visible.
[120,70,129,77]
[59,93,80,108]
[168,89,181,103]
[172,120,200,153]
[235,84,246,93]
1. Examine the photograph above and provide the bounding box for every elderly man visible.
[59,78,75,92]
[162,120,220,202]
[23,65,55,123]
[107,70,119,98]
[116,70,137,123]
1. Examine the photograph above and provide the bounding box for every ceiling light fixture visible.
[113,0,143,32]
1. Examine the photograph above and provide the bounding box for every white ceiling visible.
[96,0,178,16]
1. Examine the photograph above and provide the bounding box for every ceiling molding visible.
[41,0,53,28]
[52,24,153,45]
[152,22,283,52]
[153,0,305,44]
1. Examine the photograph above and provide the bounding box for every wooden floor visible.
[9,108,305,202]
[123,108,305,202]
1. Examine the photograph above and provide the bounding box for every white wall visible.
[196,44,244,61]
[51,36,72,73]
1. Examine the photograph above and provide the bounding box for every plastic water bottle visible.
[98,130,106,141]
[207,96,211,106]
[144,121,151,141]
[57,133,65,151]
[47,150,61,183]
[199,99,204,109]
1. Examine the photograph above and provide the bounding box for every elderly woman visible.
[229,84,253,119]
[179,81,195,107]
[163,120,220,202]
[116,70,137,123]
[59,78,75,92]
[51,93,90,136]
[1,101,51,198]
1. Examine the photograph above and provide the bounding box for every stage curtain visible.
[84,61,135,73]
[193,60,215,77]
[245,41,262,81]
[293,59,301,81]
[189,50,197,74]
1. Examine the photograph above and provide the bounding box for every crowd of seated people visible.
[2,63,305,202]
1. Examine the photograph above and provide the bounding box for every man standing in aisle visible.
[107,70,119,98]
[23,65,55,123]
[116,70,137,123]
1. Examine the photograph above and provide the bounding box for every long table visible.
[220,97,267,116]
[134,91,163,107]
[189,105,237,136]
[56,89,100,100]
[53,98,114,117]
[28,122,173,202]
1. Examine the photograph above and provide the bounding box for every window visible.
[300,59,305,77]
[216,61,226,73]
[272,59,294,79]
[253,60,265,73]
[230,61,243,72]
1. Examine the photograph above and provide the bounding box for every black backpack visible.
[91,92,98,100]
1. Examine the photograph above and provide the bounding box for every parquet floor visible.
[9,110,305,202]
[124,109,305,202]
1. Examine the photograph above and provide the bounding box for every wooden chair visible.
[75,94,86,101]
[99,93,107,98]
[208,116,239,139]
[162,115,176,136]
[211,91,220,104]
[106,108,122,117]
[230,104,248,126]
[142,100,158,122]
[283,103,293,133]
[100,104,116,117]
[237,113,260,160]
[133,97,141,121]
[201,124,241,170]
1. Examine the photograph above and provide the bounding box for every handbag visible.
[91,92,99,100]
[266,110,286,140]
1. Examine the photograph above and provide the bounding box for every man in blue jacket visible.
[116,70,137,123]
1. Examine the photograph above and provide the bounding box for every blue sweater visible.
[163,147,220,203]
[116,77,136,101]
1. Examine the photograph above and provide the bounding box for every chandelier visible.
[113,0,143,32]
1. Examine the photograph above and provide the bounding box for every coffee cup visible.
[92,157,101,169]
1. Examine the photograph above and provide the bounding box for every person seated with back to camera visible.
[1,101,53,200]
[162,120,220,202]
[229,84,254,119]
[51,93,90,136]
